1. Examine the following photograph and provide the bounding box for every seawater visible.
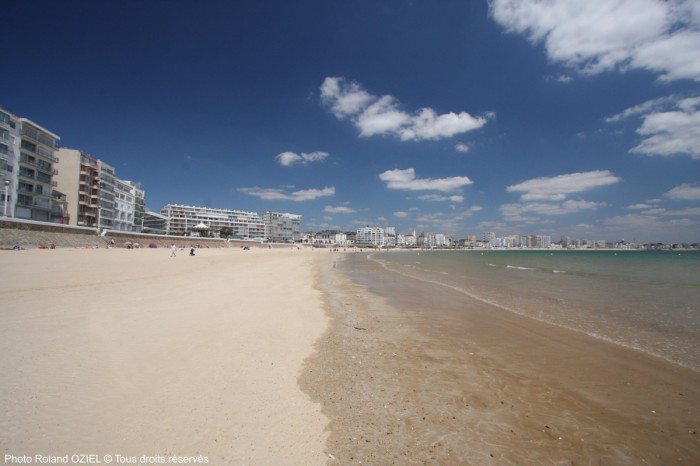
[363,249,700,372]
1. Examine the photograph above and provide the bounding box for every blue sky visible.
[2,0,699,243]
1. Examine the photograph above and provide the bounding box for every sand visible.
[301,252,700,465]
[0,246,329,465]
[3,246,699,466]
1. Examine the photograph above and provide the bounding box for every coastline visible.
[0,247,329,465]
[301,251,700,464]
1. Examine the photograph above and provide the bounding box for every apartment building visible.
[263,211,301,242]
[54,148,100,227]
[162,204,265,239]
[55,148,145,231]
[0,109,19,217]
[356,226,385,247]
[0,111,63,222]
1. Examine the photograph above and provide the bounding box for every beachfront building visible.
[312,229,349,247]
[162,204,265,239]
[54,148,99,227]
[55,148,146,230]
[0,109,20,218]
[113,179,136,231]
[97,161,116,230]
[2,112,62,222]
[142,209,168,234]
[525,235,551,249]
[129,181,145,232]
[356,226,385,247]
[263,211,301,243]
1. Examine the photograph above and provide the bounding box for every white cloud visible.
[379,168,473,192]
[320,77,373,118]
[607,96,700,158]
[455,143,470,153]
[393,211,410,218]
[507,170,620,201]
[490,0,700,82]
[320,77,490,141]
[275,151,329,166]
[665,183,700,200]
[323,205,356,214]
[631,104,700,158]
[418,194,465,203]
[238,186,335,201]
[501,200,605,218]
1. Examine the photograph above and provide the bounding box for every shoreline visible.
[301,251,700,464]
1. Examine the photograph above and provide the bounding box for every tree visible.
[219,227,233,239]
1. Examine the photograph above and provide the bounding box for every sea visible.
[344,249,700,372]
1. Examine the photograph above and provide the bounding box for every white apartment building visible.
[162,204,265,239]
[0,109,19,218]
[356,226,385,247]
[113,179,135,231]
[263,211,301,242]
[0,108,62,222]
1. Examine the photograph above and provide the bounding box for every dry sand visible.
[0,246,329,465]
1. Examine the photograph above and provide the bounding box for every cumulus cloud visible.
[320,77,490,141]
[379,168,473,192]
[323,205,357,214]
[238,186,335,201]
[501,170,618,222]
[275,151,329,166]
[665,183,700,200]
[393,211,410,218]
[607,95,700,158]
[490,0,700,82]
[631,100,700,158]
[507,170,621,201]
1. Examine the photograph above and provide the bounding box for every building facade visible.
[162,204,265,239]
[0,109,19,217]
[356,226,385,247]
[263,211,301,242]
[10,115,61,222]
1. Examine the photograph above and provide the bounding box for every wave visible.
[506,265,537,271]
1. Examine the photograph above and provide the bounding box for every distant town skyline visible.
[2,1,698,243]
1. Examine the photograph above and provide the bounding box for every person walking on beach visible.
[170,244,177,257]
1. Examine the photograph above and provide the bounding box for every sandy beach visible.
[0,246,329,465]
[2,246,699,465]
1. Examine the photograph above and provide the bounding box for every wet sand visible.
[300,252,700,465]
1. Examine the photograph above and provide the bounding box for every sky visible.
[2,0,699,243]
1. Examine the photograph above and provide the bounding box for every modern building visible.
[356,226,385,247]
[97,161,116,230]
[113,179,136,231]
[0,108,19,217]
[55,148,145,231]
[128,181,145,232]
[54,148,100,227]
[162,204,265,239]
[263,211,301,242]
[6,114,61,222]
[142,209,168,234]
